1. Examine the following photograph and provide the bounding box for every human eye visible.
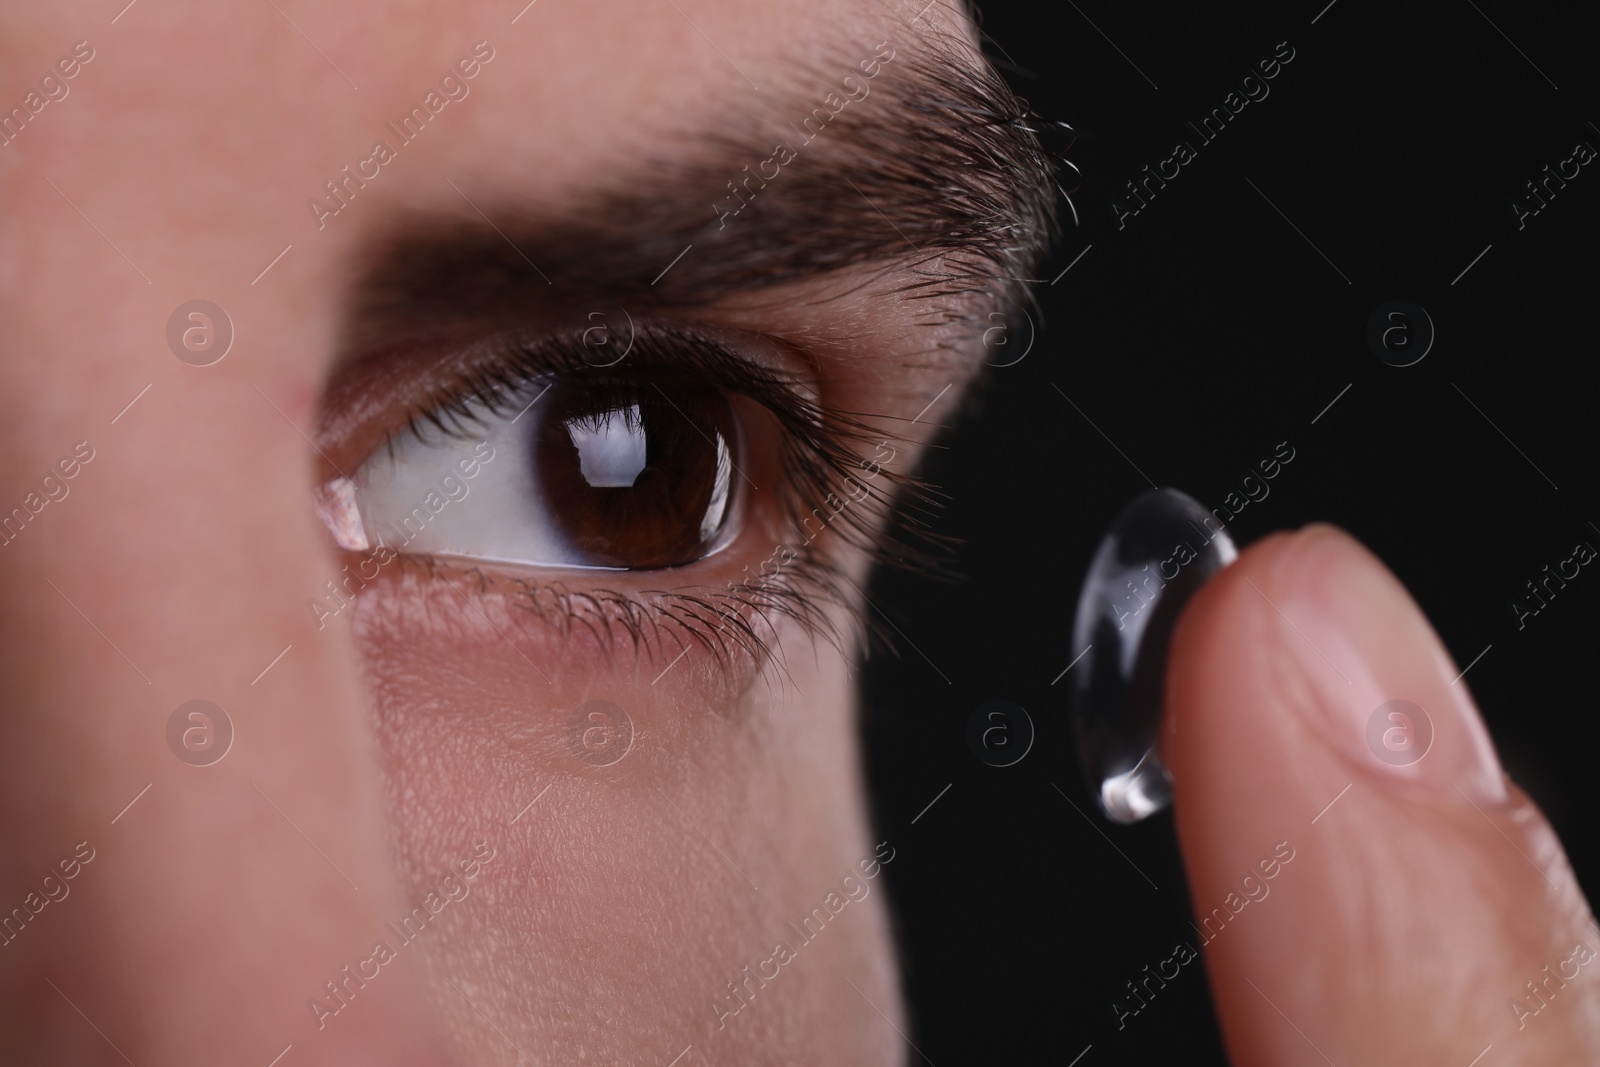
[326,350,742,572]
[314,319,914,659]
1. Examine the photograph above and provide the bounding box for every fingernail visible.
[1272,524,1507,803]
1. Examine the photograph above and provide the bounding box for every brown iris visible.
[533,377,737,569]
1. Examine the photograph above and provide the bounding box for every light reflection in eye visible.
[697,432,732,544]
[569,403,646,487]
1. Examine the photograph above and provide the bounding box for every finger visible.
[1162,523,1600,1066]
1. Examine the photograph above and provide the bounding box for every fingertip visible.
[1159,524,1307,768]
[1159,523,1600,1065]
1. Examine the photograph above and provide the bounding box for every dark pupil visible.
[534,378,736,569]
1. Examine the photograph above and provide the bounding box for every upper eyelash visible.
[372,323,957,668]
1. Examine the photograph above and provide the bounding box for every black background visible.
[860,1,1597,1063]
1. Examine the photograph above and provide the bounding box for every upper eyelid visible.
[389,325,818,455]
[316,319,816,477]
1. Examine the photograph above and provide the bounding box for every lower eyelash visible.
[499,560,853,684]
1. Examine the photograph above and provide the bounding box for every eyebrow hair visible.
[343,22,1063,354]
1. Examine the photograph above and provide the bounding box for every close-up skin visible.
[0,1,1596,1065]
[0,1,1047,1064]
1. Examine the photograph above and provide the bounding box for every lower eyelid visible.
[344,570,734,764]
[337,554,796,707]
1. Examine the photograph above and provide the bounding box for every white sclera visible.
[352,402,582,566]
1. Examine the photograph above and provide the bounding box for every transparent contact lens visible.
[1068,488,1237,823]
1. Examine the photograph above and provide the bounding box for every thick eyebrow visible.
[343,26,1061,353]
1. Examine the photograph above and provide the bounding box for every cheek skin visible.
[347,568,904,1065]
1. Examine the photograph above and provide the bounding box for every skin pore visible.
[0,1,1048,1063]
